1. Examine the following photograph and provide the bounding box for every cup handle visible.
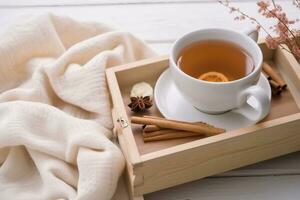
[242,26,258,42]
[235,85,270,122]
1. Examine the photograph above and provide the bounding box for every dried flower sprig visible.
[219,0,300,60]
[293,0,300,8]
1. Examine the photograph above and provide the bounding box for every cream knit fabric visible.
[0,14,155,200]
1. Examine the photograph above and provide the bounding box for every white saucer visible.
[154,68,271,131]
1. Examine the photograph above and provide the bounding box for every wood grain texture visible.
[109,49,300,196]
[0,0,264,7]
[1,1,300,199]
[117,56,300,157]
[0,1,299,43]
[136,113,300,195]
[145,175,300,200]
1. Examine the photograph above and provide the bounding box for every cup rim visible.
[170,28,263,85]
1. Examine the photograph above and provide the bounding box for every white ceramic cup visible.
[170,28,271,121]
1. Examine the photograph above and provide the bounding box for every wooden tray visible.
[106,42,300,199]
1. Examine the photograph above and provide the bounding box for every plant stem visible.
[218,0,294,55]
[265,7,300,47]
[294,0,300,8]
[278,44,293,53]
[271,0,276,8]
[218,1,273,38]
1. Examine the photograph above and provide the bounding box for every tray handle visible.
[117,116,129,129]
[112,107,129,138]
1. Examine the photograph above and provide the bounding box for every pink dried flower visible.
[292,45,300,58]
[293,0,300,8]
[289,20,295,24]
[265,10,273,18]
[257,1,269,13]
[275,23,288,35]
[230,7,238,13]
[219,0,300,60]
[275,4,282,11]
[265,35,279,49]
[275,35,286,43]
[276,12,289,24]
[256,25,261,31]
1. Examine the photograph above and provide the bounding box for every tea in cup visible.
[169,28,270,121]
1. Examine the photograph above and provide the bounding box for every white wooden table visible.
[1,1,300,199]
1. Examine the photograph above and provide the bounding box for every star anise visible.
[128,96,153,112]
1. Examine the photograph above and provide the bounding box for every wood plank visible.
[135,113,300,195]
[149,43,172,54]
[0,1,299,42]
[0,0,300,185]
[0,0,259,7]
[219,151,300,177]
[151,43,300,177]
[145,175,300,200]
[126,44,300,194]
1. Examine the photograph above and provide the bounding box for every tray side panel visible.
[121,56,300,156]
[274,46,300,107]
[132,46,300,195]
[134,114,300,195]
[107,68,142,198]
[106,56,169,199]
[107,44,300,196]
[107,69,141,164]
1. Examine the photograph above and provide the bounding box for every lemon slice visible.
[198,71,229,82]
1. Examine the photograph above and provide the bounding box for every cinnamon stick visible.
[143,116,220,129]
[269,79,282,96]
[262,62,287,89]
[143,130,204,142]
[131,116,225,136]
[262,72,272,81]
[143,129,174,138]
[143,129,203,138]
[272,88,282,96]
[269,79,281,90]
[143,125,161,132]
[142,117,218,133]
